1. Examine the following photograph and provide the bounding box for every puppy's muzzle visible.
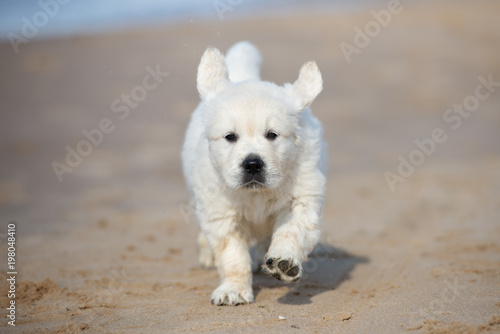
[242,154,266,188]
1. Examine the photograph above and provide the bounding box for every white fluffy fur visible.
[182,41,326,306]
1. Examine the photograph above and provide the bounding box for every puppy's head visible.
[197,47,322,191]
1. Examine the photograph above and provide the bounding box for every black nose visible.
[243,155,264,175]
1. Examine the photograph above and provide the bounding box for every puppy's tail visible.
[225,41,262,83]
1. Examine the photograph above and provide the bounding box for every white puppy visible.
[182,41,326,306]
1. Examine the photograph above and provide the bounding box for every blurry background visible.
[0,0,499,333]
[0,0,371,39]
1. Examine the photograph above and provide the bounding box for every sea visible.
[0,0,376,41]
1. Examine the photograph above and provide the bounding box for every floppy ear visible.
[288,61,323,111]
[197,47,229,101]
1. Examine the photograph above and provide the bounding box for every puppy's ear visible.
[287,61,323,111]
[197,47,229,101]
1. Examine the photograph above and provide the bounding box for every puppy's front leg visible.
[264,200,321,283]
[209,230,254,306]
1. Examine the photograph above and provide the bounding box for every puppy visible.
[182,41,326,305]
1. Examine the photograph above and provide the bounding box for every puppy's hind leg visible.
[197,232,214,269]
[251,236,271,273]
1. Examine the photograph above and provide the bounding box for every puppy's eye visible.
[225,133,238,143]
[266,131,278,141]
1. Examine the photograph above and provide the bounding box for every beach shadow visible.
[252,243,369,305]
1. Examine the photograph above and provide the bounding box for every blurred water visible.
[0,0,373,40]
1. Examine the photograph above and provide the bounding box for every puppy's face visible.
[206,84,300,190]
[197,48,322,191]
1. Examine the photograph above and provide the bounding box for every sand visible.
[0,0,499,333]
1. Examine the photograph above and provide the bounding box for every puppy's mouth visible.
[242,178,266,189]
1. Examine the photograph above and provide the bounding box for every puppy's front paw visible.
[263,256,302,283]
[210,282,254,306]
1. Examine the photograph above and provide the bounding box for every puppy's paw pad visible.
[263,257,302,283]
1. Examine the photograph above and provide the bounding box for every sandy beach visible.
[0,0,499,333]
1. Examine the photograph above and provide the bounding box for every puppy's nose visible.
[243,155,263,175]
